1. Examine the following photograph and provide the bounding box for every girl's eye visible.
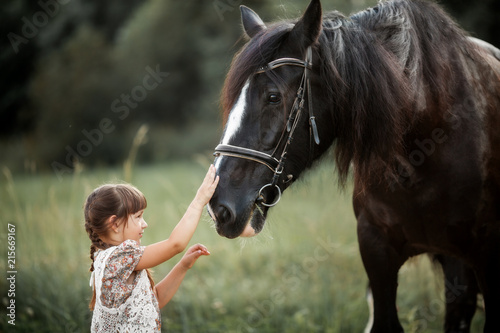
[268,93,281,105]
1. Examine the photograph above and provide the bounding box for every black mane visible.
[320,0,476,186]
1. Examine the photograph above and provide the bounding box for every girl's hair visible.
[84,183,154,310]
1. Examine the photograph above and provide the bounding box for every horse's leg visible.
[474,241,500,333]
[357,212,406,333]
[433,254,478,333]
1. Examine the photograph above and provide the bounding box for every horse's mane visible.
[222,0,478,188]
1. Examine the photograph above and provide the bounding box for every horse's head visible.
[208,0,334,238]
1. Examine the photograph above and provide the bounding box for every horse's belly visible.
[355,178,484,258]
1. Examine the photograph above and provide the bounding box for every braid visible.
[86,224,110,271]
[90,244,97,272]
[86,223,110,311]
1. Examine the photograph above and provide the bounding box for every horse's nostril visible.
[214,204,235,226]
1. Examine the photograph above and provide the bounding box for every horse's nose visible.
[212,203,236,227]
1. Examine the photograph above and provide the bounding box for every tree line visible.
[1,0,497,174]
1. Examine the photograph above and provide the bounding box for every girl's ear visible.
[107,215,119,233]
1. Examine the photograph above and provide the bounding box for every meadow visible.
[0,158,485,332]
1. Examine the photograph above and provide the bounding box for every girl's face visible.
[122,210,148,244]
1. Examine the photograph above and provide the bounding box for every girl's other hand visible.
[193,165,219,208]
[180,243,210,269]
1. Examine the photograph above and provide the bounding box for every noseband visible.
[214,46,320,207]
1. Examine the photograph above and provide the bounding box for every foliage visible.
[1,0,395,173]
[3,0,497,173]
[439,0,499,47]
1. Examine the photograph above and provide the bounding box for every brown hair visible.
[84,184,153,310]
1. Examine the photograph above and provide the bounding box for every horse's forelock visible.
[221,24,293,123]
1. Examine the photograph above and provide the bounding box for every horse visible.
[207,0,500,331]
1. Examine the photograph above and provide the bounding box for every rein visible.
[214,46,320,207]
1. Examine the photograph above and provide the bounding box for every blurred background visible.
[0,0,496,332]
[1,0,498,174]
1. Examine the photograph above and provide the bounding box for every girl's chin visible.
[131,237,142,244]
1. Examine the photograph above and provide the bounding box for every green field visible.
[0,160,485,332]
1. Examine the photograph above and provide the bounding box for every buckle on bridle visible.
[257,184,282,207]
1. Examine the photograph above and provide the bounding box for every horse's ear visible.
[240,5,266,38]
[290,0,322,47]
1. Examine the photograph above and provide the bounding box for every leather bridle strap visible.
[213,144,279,172]
[305,47,320,146]
[256,58,311,74]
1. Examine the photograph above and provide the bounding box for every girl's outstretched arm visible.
[136,165,218,271]
[155,243,210,308]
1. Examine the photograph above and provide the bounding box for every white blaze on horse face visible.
[222,79,250,145]
[212,79,258,237]
[215,79,250,171]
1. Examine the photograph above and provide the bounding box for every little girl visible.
[84,165,219,332]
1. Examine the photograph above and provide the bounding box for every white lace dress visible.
[91,240,161,332]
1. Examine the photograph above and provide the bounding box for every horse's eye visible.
[268,93,281,105]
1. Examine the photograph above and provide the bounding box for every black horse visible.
[208,0,500,331]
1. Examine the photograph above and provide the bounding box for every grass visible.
[0,159,485,332]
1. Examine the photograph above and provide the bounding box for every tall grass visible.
[1,160,485,332]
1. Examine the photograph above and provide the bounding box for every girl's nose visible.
[142,220,148,228]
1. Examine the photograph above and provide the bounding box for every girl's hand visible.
[155,243,211,308]
[180,243,210,269]
[193,165,219,209]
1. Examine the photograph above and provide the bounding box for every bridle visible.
[213,46,320,207]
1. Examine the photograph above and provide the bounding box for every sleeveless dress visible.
[91,240,161,332]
